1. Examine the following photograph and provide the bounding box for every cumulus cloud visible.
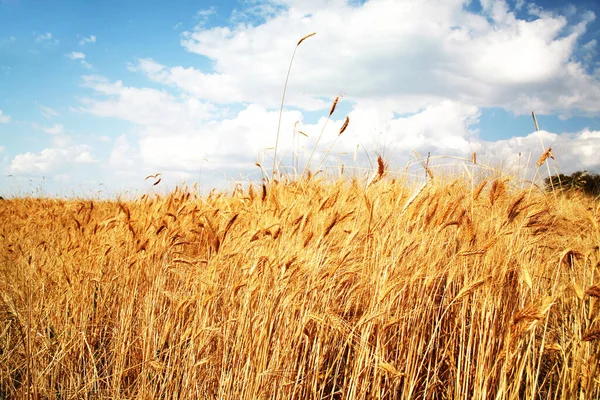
[79,35,96,46]
[40,105,59,118]
[195,7,216,26]
[135,103,304,171]
[37,123,76,148]
[66,52,92,68]
[0,110,10,123]
[479,128,600,175]
[82,75,600,185]
[109,134,137,168]
[75,0,600,190]
[7,120,98,177]
[128,57,327,110]
[35,32,59,45]
[43,124,64,135]
[342,101,480,156]
[81,75,301,172]
[170,0,600,115]
[66,51,85,60]
[9,145,96,175]
[81,75,220,126]
[74,151,95,163]
[549,129,600,172]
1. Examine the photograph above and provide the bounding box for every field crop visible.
[1,172,599,399]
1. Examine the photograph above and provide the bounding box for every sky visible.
[1,0,600,198]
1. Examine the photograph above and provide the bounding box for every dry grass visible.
[1,174,600,399]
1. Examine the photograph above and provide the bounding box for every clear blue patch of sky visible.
[476,107,600,140]
[0,0,236,114]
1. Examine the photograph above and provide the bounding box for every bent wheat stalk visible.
[302,96,341,179]
[314,115,349,173]
[272,32,316,180]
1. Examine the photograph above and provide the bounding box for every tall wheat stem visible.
[315,116,349,173]
[302,96,340,179]
[272,32,316,180]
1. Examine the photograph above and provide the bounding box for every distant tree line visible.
[545,171,600,198]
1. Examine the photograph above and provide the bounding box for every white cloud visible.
[81,75,220,126]
[229,2,286,25]
[0,146,4,153]
[40,105,59,118]
[81,75,306,178]
[0,110,10,123]
[33,123,74,148]
[9,145,95,175]
[109,134,138,168]
[43,124,64,135]
[66,52,92,68]
[195,7,216,26]
[479,128,600,175]
[79,35,96,46]
[66,51,85,60]
[35,32,51,41]
[7,123,99,176]
[35,32,59,45]
[515,0,525,11]
[72,0,600,190]
[583,39,597,52]
[342,100,480,156]
[78,75,460,176]
[135,103,304,172]
[564,4,578,17]
[554,129,600,172]
[168,0,600,115]
[582,39,597,65]
[74,151,95,163]
[129,57,327,110]
[83,79,600,185]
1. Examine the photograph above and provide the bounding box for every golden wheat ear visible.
[297,32,316,46]
[376,155,386,179]
[537,147,554,168]
[329,96,340,117]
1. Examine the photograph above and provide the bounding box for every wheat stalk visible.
[400,181,427,215]
[314,115,350,173]
[3,167,600,398]
[302,97,341,179]
[272,32,316,180]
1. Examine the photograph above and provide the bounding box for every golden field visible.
[1,172,599,399]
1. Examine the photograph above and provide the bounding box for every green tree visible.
[545,171,600,198]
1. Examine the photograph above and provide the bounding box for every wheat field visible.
[1,171,599,399]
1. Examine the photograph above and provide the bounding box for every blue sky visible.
[1,0,600,197]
